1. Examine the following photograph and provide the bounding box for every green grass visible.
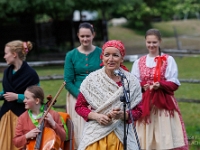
[109,19,200,55]
[40,79,67,112]
[176,56,200,79]
[154,19,200,52]
[152,19,200,37]
[33,66,64,76]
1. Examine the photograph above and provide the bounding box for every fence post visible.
[173,26,181,50]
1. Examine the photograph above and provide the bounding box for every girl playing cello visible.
[13,85,66,150]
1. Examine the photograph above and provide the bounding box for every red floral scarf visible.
[100,40,129,71]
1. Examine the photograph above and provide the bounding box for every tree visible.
[1,0,199,33]
[173,0,200,20]
[114,0,180,30]
[0,0,75,23]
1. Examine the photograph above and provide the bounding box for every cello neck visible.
[34,120,45,150]
[34,102,48,150]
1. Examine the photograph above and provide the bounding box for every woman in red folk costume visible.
[131,29,188,150]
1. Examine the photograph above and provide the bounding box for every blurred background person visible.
[64,22,102,149]
[75,40,142,150]
[131,29,188,150]
[0,40,40,150]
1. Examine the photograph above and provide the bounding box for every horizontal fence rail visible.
[179,79,200,83]
[0,60,65,67]
[0,75,200,83]
[0,50,199,67]
[162,49,200,54]
[177,98,200,103]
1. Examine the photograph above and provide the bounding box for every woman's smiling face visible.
[102,47,123,72]
[77,28,95,47]
[24,90,38,110]
[145,35,161,55]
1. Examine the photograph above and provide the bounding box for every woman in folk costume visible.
[13,86,66,150]
[64,22,102,149]
[75,40,143,150]
[0,40,40,150]
[131,29,188,150]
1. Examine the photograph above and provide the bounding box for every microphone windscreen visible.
[114,69,120,76]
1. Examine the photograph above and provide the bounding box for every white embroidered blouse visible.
[131,54,180,85]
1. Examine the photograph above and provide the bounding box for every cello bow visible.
[27,81,66,150]
[38,81,66,126]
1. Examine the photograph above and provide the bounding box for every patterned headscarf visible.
[100,40,129,71]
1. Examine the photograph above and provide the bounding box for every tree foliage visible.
[0,0,74,23]
[0,0,199,28]
[109,0,200,29]
[174,0,200,19]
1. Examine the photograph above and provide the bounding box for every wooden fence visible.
[1,74,200,105]
[0,58,200,105]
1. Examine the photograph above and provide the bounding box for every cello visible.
[26,82,66,150]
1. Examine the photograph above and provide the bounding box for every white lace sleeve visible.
[165,56,181,85]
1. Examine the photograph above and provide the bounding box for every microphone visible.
[114,69,126,78]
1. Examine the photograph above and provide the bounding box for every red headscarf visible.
[100,40,129,71]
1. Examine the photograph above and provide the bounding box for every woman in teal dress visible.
[64,22,102,149]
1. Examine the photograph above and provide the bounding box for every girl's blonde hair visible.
[5,40,33,60]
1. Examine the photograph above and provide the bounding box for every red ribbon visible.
[23,42,29,53]
[154,56,166,82]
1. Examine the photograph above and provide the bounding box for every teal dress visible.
[64,46,102,98]
[63,46,102,149]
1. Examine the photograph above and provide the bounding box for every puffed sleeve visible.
[165,56,180,85]
[75,92,91,121]
[131,59,141,82]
